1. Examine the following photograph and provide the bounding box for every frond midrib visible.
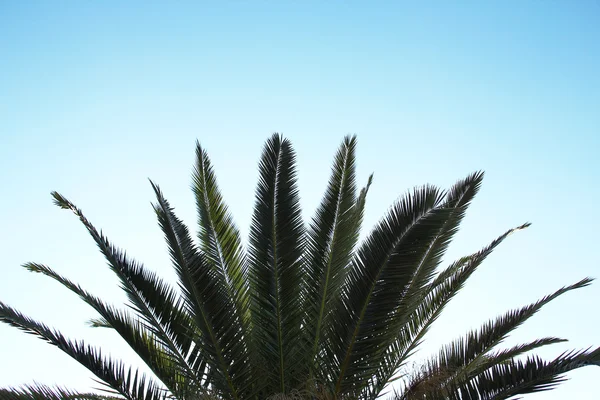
[272,143,286,394]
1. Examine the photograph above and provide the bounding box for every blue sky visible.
[1,1,599,398]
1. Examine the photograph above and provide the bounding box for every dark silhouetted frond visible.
[0,302,168,400]
[364,223,531,399]
[151,182,250,400]
[192,142,249,331]
[0,384,121,400]
[22,262,186,395]
[304,135,360,378]
[248,133,306,394]
[50,191,204,391]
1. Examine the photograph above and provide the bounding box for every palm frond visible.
[108,264,197,361]
[0,384,121,400]
[465,337,567,379]
[50,192,204,391]
[331,184,451,396]
[440,277,593,382]
[23,262,187,395]
[450,347,600,400]
[304,135,360,375]
[398,278,593,399]
[354,173,374,231]
[151,182,250,400]
[0,302,168,400]
[192,142,249,329]
[393,172,484,320]
[356,172,483,395]
[362,223,530,399]
[247,133,306,394]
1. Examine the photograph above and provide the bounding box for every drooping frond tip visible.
[86,317,113,328]
[51,191,75,210]
[511,221,532,232]
[22,262,44,273]
[0,383,122,400]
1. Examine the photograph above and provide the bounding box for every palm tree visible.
[0,134,597,400]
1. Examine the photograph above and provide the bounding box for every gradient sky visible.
[1,1,599,398]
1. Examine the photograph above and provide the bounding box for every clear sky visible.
[1,1,599,398]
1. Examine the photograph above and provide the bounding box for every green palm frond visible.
[331,184,453,395]
[356,172,484,395]
[304,135,360,376]
[393,172,484,314]
[465,337,568,379]
[0,384,121,400]
[398,278,593,399]
[478,347,600,399]
[50,191,205,391]
[22,262,185,395]
[484,338,567,367]
[439,277,593,382]
[151,182,250,399]
[434,347,600,400]
[354,173,374,230]
[108,263,197,362]
[248,134,306,394]
[0,302,168,400]
[1,135,597,399]
[192,142,249,329]
[363,223,531,399]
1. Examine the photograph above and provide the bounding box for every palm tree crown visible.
[1,134,598,400]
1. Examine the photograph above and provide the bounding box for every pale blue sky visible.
[1,1,599,398]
